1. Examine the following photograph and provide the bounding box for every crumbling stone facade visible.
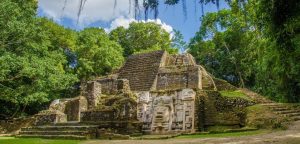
[33,50,251,136]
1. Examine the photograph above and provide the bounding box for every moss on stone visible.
[220,90,252,101]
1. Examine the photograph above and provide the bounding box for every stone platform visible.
[18,122,98,140]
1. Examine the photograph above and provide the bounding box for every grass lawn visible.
[0,137,81,144]
[0,130,269,143]
[176,130,269,139]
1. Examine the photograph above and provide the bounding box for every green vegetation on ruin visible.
[246,104,290,129]
[220,90,251,101]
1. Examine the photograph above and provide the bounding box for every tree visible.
[189,1,261,87]
[38,18,79,68]
[38,18,80,98]
[253,0,300,102]
[171,30,187,52]
[0,0,78,117]
[75,28,124,81]
[189,0,300,102]
[109,22,178,57]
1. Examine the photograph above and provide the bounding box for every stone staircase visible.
[17,122,98,140]
[118,50,164,91]
[261,103,300,121]
[202,76,215,90]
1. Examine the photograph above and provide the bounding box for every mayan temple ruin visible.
[17,50,256,139]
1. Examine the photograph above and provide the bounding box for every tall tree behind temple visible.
[109,22,178,57]
[75,28,124,81]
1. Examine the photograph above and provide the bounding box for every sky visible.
[37,0,229,43]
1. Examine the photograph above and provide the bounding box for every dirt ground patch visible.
[83,121,300,144]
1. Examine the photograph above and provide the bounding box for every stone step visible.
[18,125,99,139]
[293,116,300,121]
[284,113,300,117]
[51,122,95,126]
[21,125,98,130]
[17,134,88,140]
[271,107,290,111]
[276,110,300,114]
[265,103,285,106]
[261,103,286,107]
[21,125,98,132]
[263,105,280,108]
[19,130,92,136]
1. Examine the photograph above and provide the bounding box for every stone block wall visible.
[86,81,101,109]
[81,94,137,122]
[163,55,176,66]
[0,117,35,134]
[195,90,254,131]
[81,110,115,122]
[35,111,67,125]
[156,66,200,90]
[64,96,87,121]
[96,78,130,94]
[43,96,87,123]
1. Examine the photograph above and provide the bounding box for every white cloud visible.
[105,16,136,31]
[105,17,174,38]
[38,0,174,38]
[38,0,133,27]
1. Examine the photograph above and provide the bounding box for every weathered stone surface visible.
[0,117,35,134]
[156,66,200,90]
[96,78,131,95]
[20,50,256,139]
[195,90,254,130]
[35,96,87,125]
[81,110,115,122]
[86,81,101,109]
[65,96,88,121]
[35,110,67,125]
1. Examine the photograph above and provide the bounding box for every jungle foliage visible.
[188,0,300,102]
[0,0,78,118]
